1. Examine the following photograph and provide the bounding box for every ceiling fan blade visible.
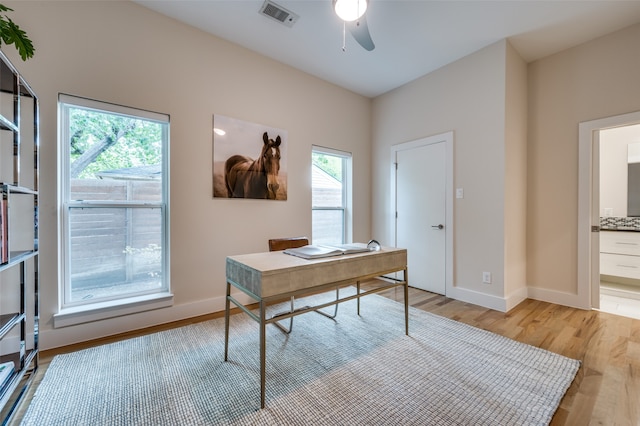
[347,15,375,51]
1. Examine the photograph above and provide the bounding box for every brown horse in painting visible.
[224,132,282,199]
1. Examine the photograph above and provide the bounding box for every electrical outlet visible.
[482,271,492,284]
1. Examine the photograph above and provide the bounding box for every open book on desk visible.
[283,243,372,259]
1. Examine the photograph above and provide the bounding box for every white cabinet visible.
[600,231,640,279]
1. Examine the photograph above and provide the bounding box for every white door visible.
[396,140,446,294]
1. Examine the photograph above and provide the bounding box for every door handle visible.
[431,224,444,230]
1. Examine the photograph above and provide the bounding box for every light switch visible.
[456,188,464,199]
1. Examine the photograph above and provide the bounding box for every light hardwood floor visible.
[11,287,640,425]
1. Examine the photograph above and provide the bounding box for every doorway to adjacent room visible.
[579,110,640,319]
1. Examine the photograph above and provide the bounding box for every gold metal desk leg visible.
[404,267,409,335]
[224,281,231,361]
[260,300,266,409]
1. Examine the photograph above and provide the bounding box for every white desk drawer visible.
[601,252,640,279]
[600,231,640,256]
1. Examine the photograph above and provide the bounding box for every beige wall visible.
[504,42,528,302]
[527,23,640,299]
[373,22,640,310]
[7,1,640,349]
[372,40,521,310]
[3,1,372,349]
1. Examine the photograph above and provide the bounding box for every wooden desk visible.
[224,247,408,408]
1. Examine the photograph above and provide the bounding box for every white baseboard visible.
[449,284,587,313]
[40,290,255,351]
[601,284,640,301]
[505,286,529,311]
[447,286,509,312]
[526,286,586,310]
[41,284,590,351]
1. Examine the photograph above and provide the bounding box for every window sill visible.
[54,292,174,328]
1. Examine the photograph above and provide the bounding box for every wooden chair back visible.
[268,237,309,252]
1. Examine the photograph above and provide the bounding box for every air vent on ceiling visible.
[259,0,299,28]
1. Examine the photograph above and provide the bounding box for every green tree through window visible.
[69,109,162,178]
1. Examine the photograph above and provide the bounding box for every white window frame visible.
[311,145,353,244]
[55,94,171,327]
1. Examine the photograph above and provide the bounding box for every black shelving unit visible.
[0,50,39,425]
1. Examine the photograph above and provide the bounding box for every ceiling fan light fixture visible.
[334,0,367,22]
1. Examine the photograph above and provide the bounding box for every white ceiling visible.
[134,0,640,98]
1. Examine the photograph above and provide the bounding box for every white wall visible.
[3,1,372,349]
[372,40,520,310]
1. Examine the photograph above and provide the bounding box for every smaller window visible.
[311,146,352,245]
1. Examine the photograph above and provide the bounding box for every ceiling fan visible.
[259,0,374,51]
[333,0,375,51]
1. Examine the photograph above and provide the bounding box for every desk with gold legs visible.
[224,247,408,409]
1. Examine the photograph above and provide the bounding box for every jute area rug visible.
[21,292,580,425]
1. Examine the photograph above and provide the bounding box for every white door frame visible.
[390,131,454,295]
[578,110,640,309]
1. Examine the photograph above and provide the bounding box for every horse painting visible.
[224,132,282,199]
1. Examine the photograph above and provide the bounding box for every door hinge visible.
[591,225,600,232]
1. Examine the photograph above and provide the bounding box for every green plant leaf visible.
[0,4,34,60]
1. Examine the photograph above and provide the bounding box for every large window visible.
[59,95,169,311]
[312,146,352,245]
